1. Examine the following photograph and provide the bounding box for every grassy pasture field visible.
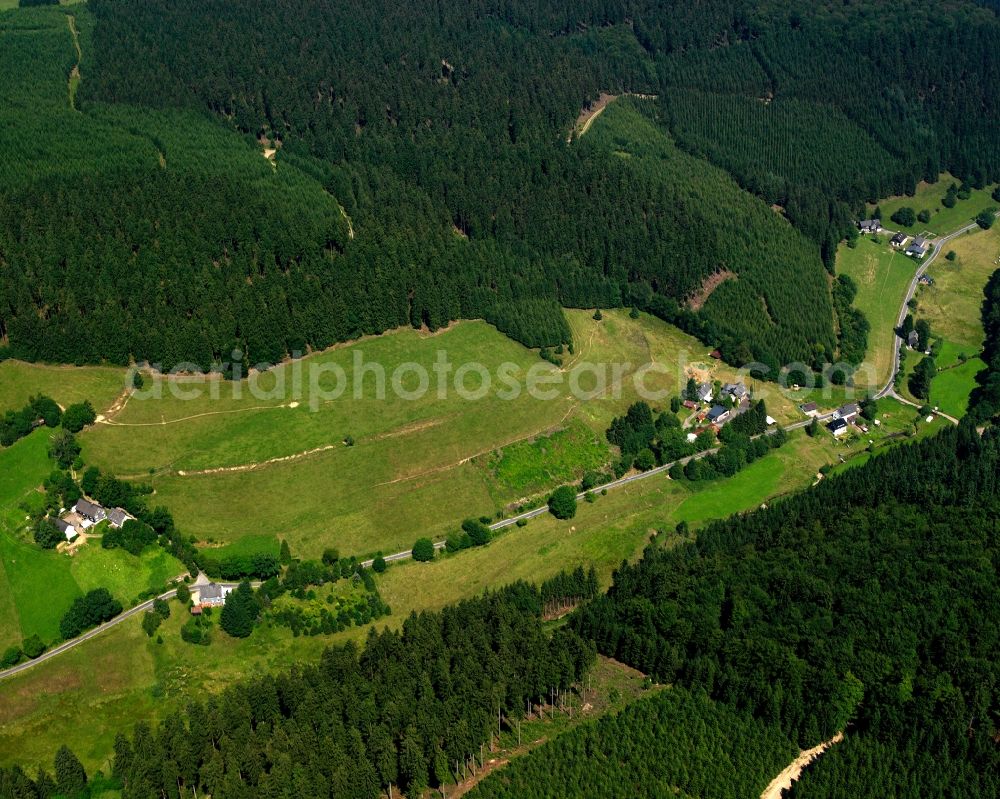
[837,236,917,390]
[0,426,847,773]
[871,173,997,237]
[71,310,809,561]
[917,224,1000,349]
[0,360,125,415]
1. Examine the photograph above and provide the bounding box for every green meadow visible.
[0,360,124,415]
[70,311,810,561]
[872,173,998,237]
[837,236,917,390]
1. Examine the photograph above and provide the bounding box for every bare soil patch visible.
[688,270,736,311]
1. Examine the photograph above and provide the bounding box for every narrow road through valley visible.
[876,214,997,406]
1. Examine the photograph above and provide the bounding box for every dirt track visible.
[760,732,844,799]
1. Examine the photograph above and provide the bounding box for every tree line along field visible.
[0,423,842,774]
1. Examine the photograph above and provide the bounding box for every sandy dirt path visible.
[760,732,844,799]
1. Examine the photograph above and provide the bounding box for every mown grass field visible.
[0,430,183,651]
[0,360,124,415]
[931,358,987,418]
[918,224,1000,349]
[68,311,810,561]
[0,424,843,773]
[837,236,917,390]
[872,173,997,237]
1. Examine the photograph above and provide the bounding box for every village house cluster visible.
[52,498,134,542]
[857,219,929,258]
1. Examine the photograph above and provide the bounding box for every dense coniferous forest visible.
[969,268,1000,421]
[5,0,1000,370]
[572,422,1000,794]
[466,687,798,799]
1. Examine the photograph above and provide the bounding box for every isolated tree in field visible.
[593,309,602,321]
[412,537,435,562]
[48,430,81,469]
[22,635,45,659]
[1,646,21,669]
[54,745,86,798]
[220,580,259,638]
[279,539,292,564]
[891,207,916,227]
[946,250,957,261]
[373,553,387,573]
[670,396,681,413]
[908,356,936,400]
[548,485,577,519]
[917,209,931,224]
[322,547,340,566]
[152,598,170,618]
[806,418,820,437]
[175,583,190,604]
[141,611,162,638]
[61,401,96,433]
[976,208,996,229]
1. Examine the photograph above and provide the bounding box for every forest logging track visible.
[66,15,81,111]
[760,732,844,799]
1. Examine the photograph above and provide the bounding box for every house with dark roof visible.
[858,219,881,234]
[834,403,859,422]
[107,508,133,529]
[707,405,731,424]
[54,518,77,541]
[827,418,849,437]
[799,401,819,416]
[696,383,713,403]
[72,498,106,524]
[907,330,920,349]
[890,232,908,248]
[906,237,929,258]
[722,382,748,401]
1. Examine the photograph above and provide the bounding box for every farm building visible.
[722,382,748,401]
[707,405,731,424]
[827,418,849,437]
[799,402,819,416]
[72,498,106,524]
[834,403,859,422]
[194,583,232,608]
[890,232,908,248]
[858,219,881,233]
[107,508,134,529]
[908,330,920,348]
[54,518,77,541]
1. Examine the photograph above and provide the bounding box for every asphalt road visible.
[876,218,991,402]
